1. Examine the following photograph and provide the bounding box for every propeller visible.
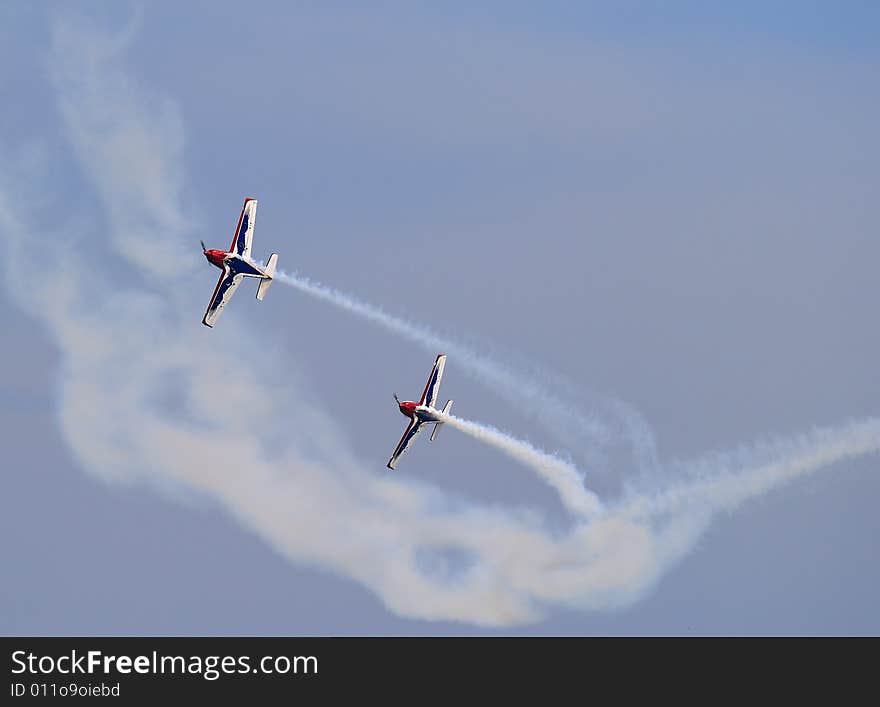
[393,393,400,404]
[200,240,207,252]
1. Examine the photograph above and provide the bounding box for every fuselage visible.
[203,249,265,277]
[397,401,442,423]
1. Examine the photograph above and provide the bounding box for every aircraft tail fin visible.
[256,253,278,301]
[430,400,453,442]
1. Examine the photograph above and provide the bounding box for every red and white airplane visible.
[387,354,454,470]
[201,198,279,327]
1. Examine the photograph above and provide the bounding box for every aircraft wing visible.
[202,266,244,327]
[387,417,424,470]
[229,198,258,259]
[419,354,447,408]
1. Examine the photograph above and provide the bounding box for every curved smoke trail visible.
[437,413,602,518]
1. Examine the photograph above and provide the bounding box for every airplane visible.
[201,197,279,327]
[387,354,454,470]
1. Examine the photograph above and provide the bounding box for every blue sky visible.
[1,1,878,634]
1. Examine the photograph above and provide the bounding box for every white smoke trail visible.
[622,418,880,521]
[1,14,877,628]
[274,270,659,476]
[273,270,558,412]
[276,269,609,515]
[437,413,602,518]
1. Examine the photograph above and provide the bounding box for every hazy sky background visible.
[1,1,878,635]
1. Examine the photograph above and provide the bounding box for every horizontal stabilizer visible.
[430,400,453,442]
[256,253,278,301]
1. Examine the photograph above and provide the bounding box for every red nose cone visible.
[204,249,225,268]
[398,401,416,418]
